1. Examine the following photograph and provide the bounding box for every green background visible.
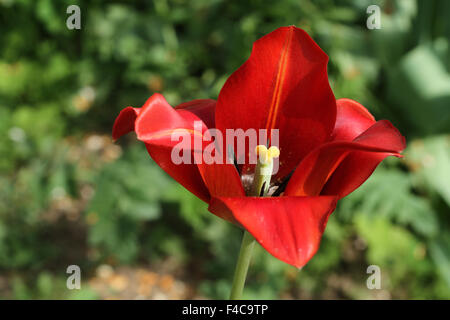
[0,0,449,299]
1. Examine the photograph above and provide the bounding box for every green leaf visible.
[407,135,450,206]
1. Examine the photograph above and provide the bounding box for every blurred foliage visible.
[0,0,449,299]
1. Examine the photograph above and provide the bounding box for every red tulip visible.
[113,26,405,268]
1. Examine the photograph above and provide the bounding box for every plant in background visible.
[1,0,447,301]
[113,26,405,299]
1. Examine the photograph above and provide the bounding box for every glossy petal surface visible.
[113,94,214,202]
[285,120,406,198]
[215,196,337,268]
[175,99,216,129]
[332,98,375,141]
[216,26,336,180]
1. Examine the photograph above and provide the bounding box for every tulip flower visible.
[113,26,405,299]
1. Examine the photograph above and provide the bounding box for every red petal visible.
[112,107,140,141]
[200,161,246,223]
[112,93,213,202]
[216,26,336,180]
[332,98,375,141]
[285,120,406,198]
[215,196,337,268]
[198,162,245,198]
[176,98,246,219]
[320,151,387,199]
[177,99,246,218]
[175,99,216,129]
[135,93,208,148]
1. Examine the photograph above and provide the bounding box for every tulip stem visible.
[229,230,256,300]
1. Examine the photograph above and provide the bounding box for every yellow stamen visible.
[267,146,280,159]
[252,145,280,196]
[255,145,280,164]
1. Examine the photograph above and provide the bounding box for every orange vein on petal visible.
[141,128,203,140]
[265,27,293,137]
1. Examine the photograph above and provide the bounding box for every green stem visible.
[229,230,256,300]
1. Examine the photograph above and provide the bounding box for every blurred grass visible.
[0,0,449,299]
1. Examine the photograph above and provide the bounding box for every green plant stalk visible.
[229,153,274,300]
[229,230,256,300]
